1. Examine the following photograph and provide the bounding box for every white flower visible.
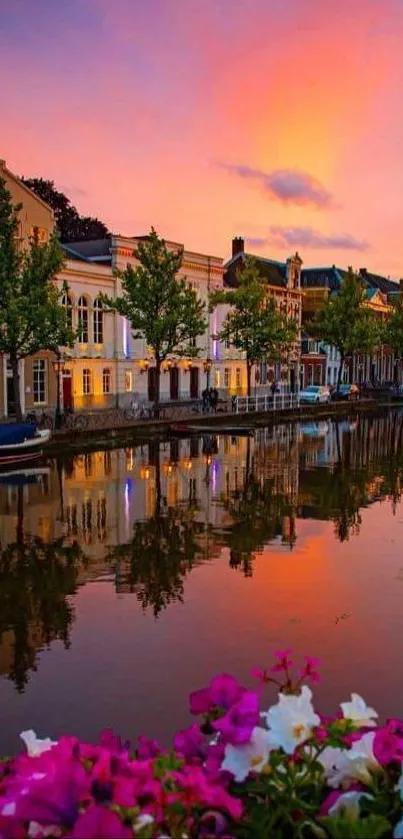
[319,732,380,788]
[261,686,320,755]
[221,726,272,782]
[135,814,154,830]
[327,790,373,819]
[20,730,56,758]
[396,766,403,800]
[395,819,403,839]
[340,694,378,728]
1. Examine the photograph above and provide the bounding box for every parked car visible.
[299,385,331,405]
[331,383,360,402]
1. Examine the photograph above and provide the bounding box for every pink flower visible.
[271,649,293,673]
[299,656,320,683]
[174,724,205,761]
[374,721,403,765]
[135,735,161,759]
[212,692,259,745]
[69,805,132,838]
[190,674,245,716]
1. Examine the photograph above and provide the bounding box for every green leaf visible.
[320,813,391,838]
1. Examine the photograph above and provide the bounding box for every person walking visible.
[209,386,218,413]
[202,387,210,413]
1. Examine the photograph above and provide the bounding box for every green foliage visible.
[21,177,110,242]
[311,269,380,387]
[210,257,297,396]
[103,228,207,409]
[384,296,403,361]
[320,814,391,838]
[0,178,76,419]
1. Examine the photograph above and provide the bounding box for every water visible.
[1,412,403,754]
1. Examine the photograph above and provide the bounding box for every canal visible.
[1,411,403,754]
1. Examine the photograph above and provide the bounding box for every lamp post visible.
[52,357,65,430]
[203,357,212,390]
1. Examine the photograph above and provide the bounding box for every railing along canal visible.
[234,393,300,413]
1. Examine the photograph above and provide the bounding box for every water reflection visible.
[0,412,402,704]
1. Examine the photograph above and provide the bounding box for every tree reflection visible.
[0,487,87,691]
[217,440,295,576]
[110,443,207,617]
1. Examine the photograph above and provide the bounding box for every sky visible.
[1,0,403,275]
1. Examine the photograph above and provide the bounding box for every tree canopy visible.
[21,177,110,242]
[103,228,207,413]
[210,257,297,396]
[0,178,75,419]
[310,268,380,388]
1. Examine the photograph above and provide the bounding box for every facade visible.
[56,235,245,411]
[301,265,401,387]
[223,238,303,392]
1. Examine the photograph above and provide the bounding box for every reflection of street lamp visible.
[52,357,65,429]
[203,357,212,390]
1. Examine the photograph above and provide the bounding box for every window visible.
[29,226,48,244]
[214,370,220,388]
[33,359,46,404]
[93,298,104,344]
[78,296,89,343]
[62,293,73,331]
[224,368,230,388]
[102,368,111,394]
[125,370,132,392]
[83,368,92,395]
[235,368,241,388]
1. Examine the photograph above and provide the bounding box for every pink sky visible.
[2,0,403,274]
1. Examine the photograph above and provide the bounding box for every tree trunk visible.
[154,356,161,419]
[246,360,252,398]
[337,354,344,390]
[11,355,22,422]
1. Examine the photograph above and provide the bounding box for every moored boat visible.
[0,424,51,469]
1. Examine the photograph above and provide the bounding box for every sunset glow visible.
[2,0,403,273]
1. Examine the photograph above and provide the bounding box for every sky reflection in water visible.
[0,412,403,754]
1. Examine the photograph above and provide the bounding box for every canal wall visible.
[44,399,399,456]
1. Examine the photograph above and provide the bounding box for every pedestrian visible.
[270,380,276,397]
[202,387,210,413]
[209,386,218,413]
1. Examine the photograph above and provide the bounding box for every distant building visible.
[301,265,401,386]
[224,238,303,392]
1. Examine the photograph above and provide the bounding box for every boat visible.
[169,423,254,437]
[0,466,50,485]
[0,424,51,469]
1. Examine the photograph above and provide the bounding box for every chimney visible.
[232,237,244,258]
[360,268,367,275]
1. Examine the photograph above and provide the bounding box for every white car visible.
[299,385,331,405]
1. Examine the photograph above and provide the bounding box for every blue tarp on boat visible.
[0,424,38,446]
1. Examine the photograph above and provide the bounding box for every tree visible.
[210,257,297,397]
[310,268,380,389]
[103,228,207,415]
[21,178,110,242]
[0,178,75,420]
[384,296,403,383]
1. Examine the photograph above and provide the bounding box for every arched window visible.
[93,298,104,344]
[78,296,89,343]
[62,293,73,331]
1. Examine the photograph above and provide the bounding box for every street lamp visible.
[203,357,212,390]
[52,357,65,430]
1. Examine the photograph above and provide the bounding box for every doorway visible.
[190,366,199,399]
[148,367,157,402]
[169,366,179,400]
[62,371,73,411]
[6,375,16,416]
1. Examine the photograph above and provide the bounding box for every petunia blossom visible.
[190,674,245,716]
[212,692,259,745]
[221,726,273,782]
[20,731,57,758]
[261,685,320,754]
[321,789,373,818]
[340,694,378,728]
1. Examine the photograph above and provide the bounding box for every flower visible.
[319,732,380,788]
[261,685,320,754]
[135,735,161,759]
[174,724,206,760]
[190,674,245,716]
[221,726,272,782]
[374,720,403,765]
[340,694,378,728]
[271,649,293,673]
[321,789,373,818]
[299,656,320,683]
[212,691,259,745]
[20,731,56,758]
[70,805,132,837]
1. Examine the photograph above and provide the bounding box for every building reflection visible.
[1,412,403,689]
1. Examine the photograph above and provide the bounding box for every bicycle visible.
[124,403,153,421]
[26,410,55,430]
[61,411,89,432]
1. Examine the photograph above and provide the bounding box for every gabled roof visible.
[224,251,286,288]
[301,266,349,291]
[359,269,399,295]
[0,160,54,217]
